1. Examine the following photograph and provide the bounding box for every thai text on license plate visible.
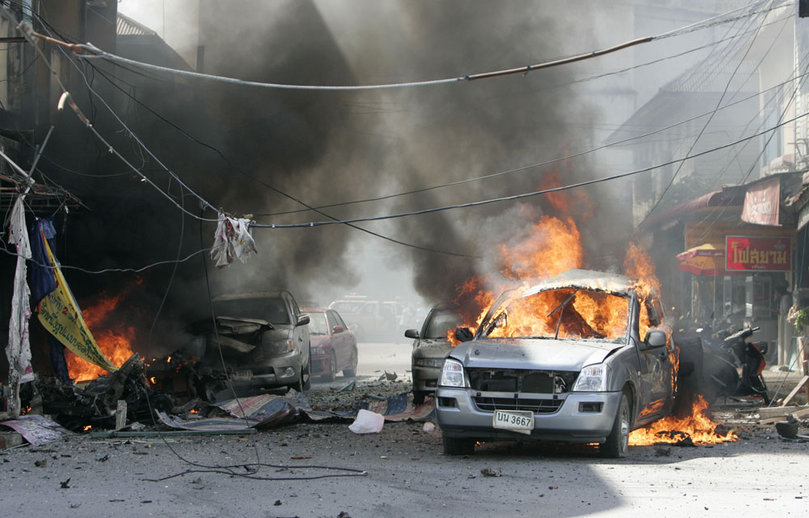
[492,409,534,435]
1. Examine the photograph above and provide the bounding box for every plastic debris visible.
[348,409,384,434]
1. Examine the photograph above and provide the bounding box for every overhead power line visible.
[47,0,784,91]
[250,108,809,230]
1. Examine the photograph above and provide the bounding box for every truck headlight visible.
[439,359,466,387]
[573,364,608,392]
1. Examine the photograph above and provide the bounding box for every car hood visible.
[412,339,452,360]
[448,338,623,371]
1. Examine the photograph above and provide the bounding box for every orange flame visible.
[499,216,583,281]
[66,291,137,382]
[629,395,739,445]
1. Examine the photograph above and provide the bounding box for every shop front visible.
[678,221,794,365]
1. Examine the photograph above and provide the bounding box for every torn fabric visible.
[31,220,118,373]
[6,197,34,408]
[211,212,258,268]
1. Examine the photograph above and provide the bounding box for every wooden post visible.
[115,400,127,430]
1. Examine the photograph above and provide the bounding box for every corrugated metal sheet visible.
[117,13,156,37]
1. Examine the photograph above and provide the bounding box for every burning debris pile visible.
[32,354,173,432]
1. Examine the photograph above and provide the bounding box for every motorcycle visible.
[700,325,770,404]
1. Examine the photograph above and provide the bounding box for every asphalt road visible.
[1,412,807,517]
[2,342,808,517]
[310,339,413,389]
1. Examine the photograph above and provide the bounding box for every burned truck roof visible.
[520,269,651,298]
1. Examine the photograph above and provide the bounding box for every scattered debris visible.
[348,409,384,434]
[0,413,73,445]
[654,446,672,456]
[33,354,172,432]
[774,417,809,440]
[654,430,696,447]
[480,467,502,477]
[379,371,398,382]
[759,405,809,425]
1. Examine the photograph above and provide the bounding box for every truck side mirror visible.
[643,329,667,349]
[404,329,420,339]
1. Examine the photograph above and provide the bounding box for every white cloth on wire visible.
[211,212,258,267]
[6,196,35,384]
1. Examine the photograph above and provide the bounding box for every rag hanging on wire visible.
[5,197,35,416]
[211,212,258,268]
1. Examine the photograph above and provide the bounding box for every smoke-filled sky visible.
[82,0,775,351]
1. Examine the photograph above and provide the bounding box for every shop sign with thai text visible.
[741,176,780,226]
[725,235,791,272]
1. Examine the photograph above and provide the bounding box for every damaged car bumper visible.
[435,386,622,442]
[228,350,304,388]
[411,359,444,393]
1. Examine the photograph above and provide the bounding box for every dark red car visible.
[304,308,358,381]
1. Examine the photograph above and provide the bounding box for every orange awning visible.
[676,243,726,276]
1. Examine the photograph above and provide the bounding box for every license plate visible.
[492,409,534,435]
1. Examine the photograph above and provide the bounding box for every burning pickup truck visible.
[436,269,676,457]
[184,291,312,400]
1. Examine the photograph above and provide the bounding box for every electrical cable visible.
[247,105,809,230]
[0,239,210,273]
[72,52,478,257]
[65,1,785,91]
[257,73,809,219]
[17,2,791,260]
[0,9,221,224]
[143,463,367,482]
[23,8,475,259]
[690,46,809,246]
[6,2,800,261]
[132,184,268,481]
[642,0,776,220]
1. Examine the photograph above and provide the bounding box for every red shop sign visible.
[725,235,791,272]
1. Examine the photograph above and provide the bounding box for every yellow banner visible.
[36,237,118,373]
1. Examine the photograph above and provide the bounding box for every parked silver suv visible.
[436,269,676,457]
[405,304,461,405]
[190,290,311,399]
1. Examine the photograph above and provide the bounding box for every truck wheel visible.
[601,391,630,458]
